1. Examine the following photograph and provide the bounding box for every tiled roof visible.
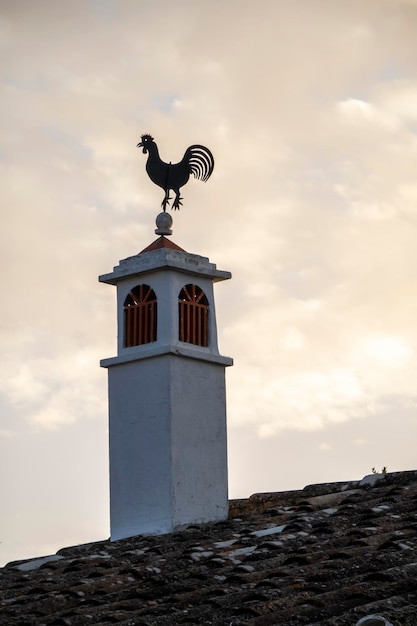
[1,471,416,625]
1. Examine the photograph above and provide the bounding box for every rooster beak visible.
[137,142,143,148]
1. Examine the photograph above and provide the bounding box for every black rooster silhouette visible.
[137,134,214,210]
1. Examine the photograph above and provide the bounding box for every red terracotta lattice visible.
[124,285,157,347]
[179,284,209,347]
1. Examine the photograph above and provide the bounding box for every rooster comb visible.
[141,133,154,142]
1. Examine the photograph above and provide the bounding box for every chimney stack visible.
[99,236,232,541]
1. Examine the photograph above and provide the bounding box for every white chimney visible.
[99,236,233,541]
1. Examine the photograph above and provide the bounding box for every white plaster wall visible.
[108,357,173,540]
[170,356,228,526]
[108,353,228,541]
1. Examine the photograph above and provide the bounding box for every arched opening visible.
[178,284,209,347]
[124,284,157,347]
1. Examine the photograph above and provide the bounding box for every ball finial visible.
[155,212,173,236]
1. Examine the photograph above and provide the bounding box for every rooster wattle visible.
[137,134,214,210]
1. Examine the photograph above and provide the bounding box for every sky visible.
[1,0,417,566]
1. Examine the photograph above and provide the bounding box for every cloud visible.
[2,0,417,566]
[0,429,13,438]
[1,1,417,441]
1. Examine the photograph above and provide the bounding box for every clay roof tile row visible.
[1,470,416,626]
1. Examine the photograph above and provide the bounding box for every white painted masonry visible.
[99,241,233,541]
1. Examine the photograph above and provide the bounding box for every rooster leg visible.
[172,193,183,211]
[161,190,171,211]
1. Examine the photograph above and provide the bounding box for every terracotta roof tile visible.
[1,470,417,625]
[139,236,186,254]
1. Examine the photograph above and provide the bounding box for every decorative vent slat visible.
[179,284,209,347]
[124,285,157,347]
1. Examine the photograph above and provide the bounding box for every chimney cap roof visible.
[139,236,186,254]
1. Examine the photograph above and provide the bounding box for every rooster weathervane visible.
[137,134,214,212]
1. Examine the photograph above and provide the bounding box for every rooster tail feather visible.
[187,145,214,182]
